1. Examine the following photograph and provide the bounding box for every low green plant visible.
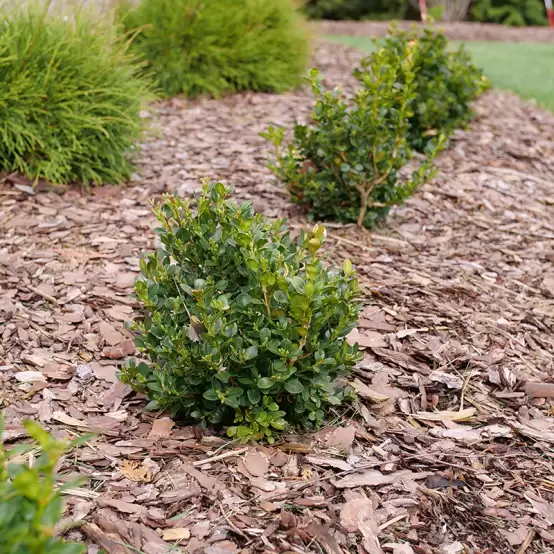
[0,1,154,186]
[120,182,361,442]
[371,25,490,151]
[0,416,85,554]
[471,0,548,26]
[263,45,443,228]
[303,0,406,20]
[115,0,309,98]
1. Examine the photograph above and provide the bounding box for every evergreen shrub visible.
[121,182,362,442]
[0,416,85,554]
[116,0,310,98]
[0,1,154,186]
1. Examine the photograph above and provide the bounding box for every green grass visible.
[325,35,554,112]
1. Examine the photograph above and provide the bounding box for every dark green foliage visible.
[303,0,406,20]
[471,0,548,26]
[116,0,309,98]
[263,47,442,228]
[0,416,85,554]
[371,26,490,152]
[0,1,154,186]
[120,182,361,442]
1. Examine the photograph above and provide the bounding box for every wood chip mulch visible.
[1,42,554,554]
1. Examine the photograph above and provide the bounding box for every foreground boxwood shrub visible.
[370,25,490,152]
[115,0,310,98]
[120,182,361,442]
[0,416,84,554]
[263,46,443,228]
[0,1,154,186]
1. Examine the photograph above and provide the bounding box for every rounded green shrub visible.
[120,182,361,442]
[372,25,490,152]
[115,0,310,98]
[0,1,154,186]
[262,47,443,228]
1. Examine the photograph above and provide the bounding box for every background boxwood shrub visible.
[471,0,548,26]
[115,0,310,98]
[263,42,443,228]
[120,182,361,442]
[0,1,154,186]
[368,25,489,152]
[0,415,85,554]
[303,0,407,20]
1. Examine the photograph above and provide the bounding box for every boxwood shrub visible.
[0,416,85,554]
[121,182,362,442]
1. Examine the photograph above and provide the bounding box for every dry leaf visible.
[162,528,191,541]
[323,425,356,450]
[305,455,352,471]
[120,460,152,483]
[347,328,387,349]
[414,408,476,422]
[350,378,390,403]
[335,469,431,489]
[52,411,85,427]
[14,371,45,383]
[525,491,554,525]
[340,497,379,533]
[242,450,269,477]
[98,321,123,346]
[428,370,463,390]
[383,544,415,554]
[148,417,175,438]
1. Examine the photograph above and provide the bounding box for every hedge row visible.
[304,0,550,26]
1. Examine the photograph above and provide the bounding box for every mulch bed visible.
[316,20,554,42]
[1,41,554,554]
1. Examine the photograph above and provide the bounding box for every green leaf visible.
[257,377,273,389]
[236,293,252,308]
[245,345,258,359]
[247,389,261,404]
[284,379,304,394]
[203,389,219,401]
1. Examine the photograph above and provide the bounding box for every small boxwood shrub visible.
[263,46,443,228]
[115,0,310,98]
[120,182,361,442]
[369,26,490,152]
[0,1,154,186]
[0,416,85,554]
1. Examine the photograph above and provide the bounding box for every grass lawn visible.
[325,35,554,113]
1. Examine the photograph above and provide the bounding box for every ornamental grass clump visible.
[369,25,490,151]
[115,0,310,98]
[0,1,154,186]
[263,42,443,228]
[120,182,361,442]
[0,415,85,554]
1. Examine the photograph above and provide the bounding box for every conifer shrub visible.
[369,26,490,152]
[120,182,361,442]
[115,0,310,98]
[263,43,443,228]
[0,1,154,186]
[0,416,85,554]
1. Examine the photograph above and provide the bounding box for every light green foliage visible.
[0,416,85,554]
[120,182,361,442]
[371,25,490,152]
[0,1,154,186]
[115,0,309,98]
[262,45,442,228]
[471,0,548,26]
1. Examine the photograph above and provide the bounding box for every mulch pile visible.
[1,41,554,554]
[316,20,554,42]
